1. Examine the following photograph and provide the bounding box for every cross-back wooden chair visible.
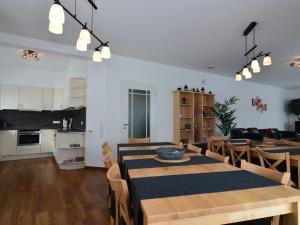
[107,163,133,225]
[241,160,290,225]
[187,144,201,154]
[205,150,229,163]
[103,151,114,169]
[174,142,183,148]
[103,144,113,156]
[255,148,295,187]
[128,137,150,143]
[102,141,108,149]
[227,142,251,167]
[209,139,226,156]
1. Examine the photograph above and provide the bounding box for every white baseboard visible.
[0,153,53,161]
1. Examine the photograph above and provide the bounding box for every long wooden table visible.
[121,144,300,225]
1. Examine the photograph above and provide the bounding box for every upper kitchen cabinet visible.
[42,88,54,111]
[19,86,43,111]
[53,88,63,111]
[63,78,86,109]
[0,85,20,110]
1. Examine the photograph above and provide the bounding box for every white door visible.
[120,81,156,142]
[20,86,43,111]
[42,88,54,111]
[2,130,17,156]
[1,85,20,110]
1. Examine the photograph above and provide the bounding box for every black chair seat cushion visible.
[231,218,271,225]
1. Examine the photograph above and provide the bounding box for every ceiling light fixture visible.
[48,0,111,62]
[235,72,242,81]
[93,48,102,62]
[234,22,272,81]
[22,50,40,61]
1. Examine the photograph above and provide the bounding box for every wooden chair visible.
[227,142,251,167]
[107,163,133,225]
[205,150,229,163]
[187,144,201,154]
[128,137,150,143]
[174,142,184,148]
[209,139,226,156]
[102,141,108,149]
[103,144,113,156]
[241,160,291,225]
[103,151,113,169]
[255,148,295,187]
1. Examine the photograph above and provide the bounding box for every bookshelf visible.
[173,91,215,144]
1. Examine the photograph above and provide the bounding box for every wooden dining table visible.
[120,142,300,225]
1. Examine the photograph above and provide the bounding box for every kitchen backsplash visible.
[0,108,86,130]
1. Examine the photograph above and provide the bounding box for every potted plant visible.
[213,96,239,136]
[287,98,300,132]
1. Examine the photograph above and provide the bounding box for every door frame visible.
[120,80,157,142]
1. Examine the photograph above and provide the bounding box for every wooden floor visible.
[0,157,110,225]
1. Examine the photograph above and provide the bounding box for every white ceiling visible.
[0,0,300,88]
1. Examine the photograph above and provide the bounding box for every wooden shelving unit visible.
[173,91,215,144]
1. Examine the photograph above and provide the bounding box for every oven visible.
[17,130,41,146]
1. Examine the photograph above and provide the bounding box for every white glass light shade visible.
[49,3,65,24]
[76,39,87,51]
[242,67,249,76]
[251,59,261,73]
[235,73,242,81]
[49,21,63,34]
[263,55,272,66]
[244,70,252,79]
[93,50,102,62]
[101,46,111,59]
[78,28,91,45]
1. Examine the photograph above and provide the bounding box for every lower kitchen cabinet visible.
[41,130,55,153]
[2,130,17,156]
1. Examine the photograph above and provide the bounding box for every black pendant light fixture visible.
[235,22,272,81]
[48,0,111,62]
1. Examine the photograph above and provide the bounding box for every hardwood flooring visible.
[0,157,110,225]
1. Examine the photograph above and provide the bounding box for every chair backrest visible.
[102,141,108,149]
[241,160,290,185]
[128,137,150,143]
[103,151,113,169]
[102,144,112,156]
[209,139,226,156]
[174,142,183,148]
[256,148,291,173]
[227,142,251,167]
[107,163,131,225]
[205,150,229,163]
[187,144,201,154]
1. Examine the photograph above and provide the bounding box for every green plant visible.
[214,96,239,136]
[288,98,300,120]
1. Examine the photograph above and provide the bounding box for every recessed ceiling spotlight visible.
[290,58,300,68]
[208,66,215,69]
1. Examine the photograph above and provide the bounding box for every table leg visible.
[283,201,300,225]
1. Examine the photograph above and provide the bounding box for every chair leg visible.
[108,193,111,208]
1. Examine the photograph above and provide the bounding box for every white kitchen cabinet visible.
[42,88,54,111]
[53,88,63,110]
[19,86,43,111]
[2,130,17,156]
[63,78,86,109]
[41,130,55,153]
[0,85,20,110]
[0,132,2,158]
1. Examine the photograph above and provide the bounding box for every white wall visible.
[0,33,291,167]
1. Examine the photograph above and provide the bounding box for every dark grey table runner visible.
[122,155,220,180]
[131,170,281,225]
